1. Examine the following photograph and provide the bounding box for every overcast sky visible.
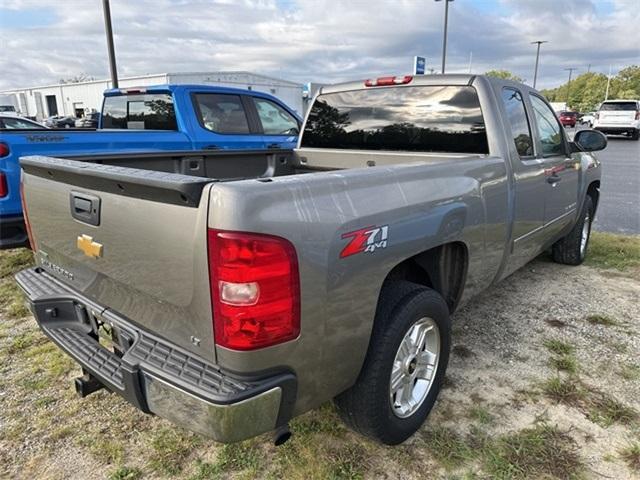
[0,0,638,91]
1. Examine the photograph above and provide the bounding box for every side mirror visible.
[572,129,607,152]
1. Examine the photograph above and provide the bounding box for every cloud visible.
[0,0,637,92]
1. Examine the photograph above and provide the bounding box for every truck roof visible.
[320,74,531,95]
[103,83,286,100]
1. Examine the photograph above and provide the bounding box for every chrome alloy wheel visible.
[580,212,591,257]
[389,317,440,418]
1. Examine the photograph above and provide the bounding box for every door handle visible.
[547,174,561,184]
[204,144,220,150]
[267,143,280,149]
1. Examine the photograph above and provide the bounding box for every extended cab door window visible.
[500,88,533,157]
[102,93,177,130]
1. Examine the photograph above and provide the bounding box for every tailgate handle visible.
[70,192,101,226]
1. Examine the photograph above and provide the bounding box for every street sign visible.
[414,56,426,75]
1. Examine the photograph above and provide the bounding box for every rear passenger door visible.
[250,97,300,149]
[190,93,264,150]
[529,94,580,240]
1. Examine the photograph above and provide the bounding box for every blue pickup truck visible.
[0,84,301,248]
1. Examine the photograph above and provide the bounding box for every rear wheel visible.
[552,196,594,265]
[334,281,451,445]
[632,129,639,141]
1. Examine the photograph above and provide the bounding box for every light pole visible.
[531,40,547,89]
[435,0,454,74]
[564,67,577,108]
[102,0,119,88]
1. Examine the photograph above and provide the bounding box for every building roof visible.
[0,71,302,93]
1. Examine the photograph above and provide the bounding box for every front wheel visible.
[334,281,451,445]
[552,196,594,265]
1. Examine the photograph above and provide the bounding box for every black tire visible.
[552,196,594,265]
[334,280,451,445]
[632,129,639,141]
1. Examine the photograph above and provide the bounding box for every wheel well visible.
[587,181,600,210]
[383,242,468,313]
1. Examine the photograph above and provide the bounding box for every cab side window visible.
[193,94,250,134]
[501,88,533,157]
[530,95,565,156]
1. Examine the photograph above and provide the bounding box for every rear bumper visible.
[594,125,638,134]
[0,215,28,250]
[15,267,296,443]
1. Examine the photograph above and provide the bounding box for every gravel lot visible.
[1,235,639,479]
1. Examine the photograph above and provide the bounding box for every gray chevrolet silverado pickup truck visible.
[16,74,606,446]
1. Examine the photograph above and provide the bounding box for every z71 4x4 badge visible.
[340,225,389,258]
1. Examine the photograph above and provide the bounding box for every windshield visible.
[599,102,637,111]
[302,85,488,154]
[0,106,17,113]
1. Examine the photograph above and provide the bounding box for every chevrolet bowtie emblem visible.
[77,234,103,259]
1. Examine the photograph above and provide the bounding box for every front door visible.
[529,94,580,240]
[499,87,546,276]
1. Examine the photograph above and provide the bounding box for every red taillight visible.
[595,112,600,120]
[364,75,413,87]
[20,177,36,250]
[208,229,300,350]
[0,173,7,198]
[0,142,9,158]
[635,110,640,120]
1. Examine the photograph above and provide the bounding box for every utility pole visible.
[531,40,547,89]
[102,0,119,88]
[435,0,454,74]
[467,51,473,73]
[605,65,612,101]
[564,67,577,108]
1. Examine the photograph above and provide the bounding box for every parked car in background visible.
[593,99,640,140]
[75,112,100,128]
[44,115,77,128]
[0,84,301,249]
[0,115,46,130]
[580,112,596,128]
[16,74,606,446]
[558,111,578,128]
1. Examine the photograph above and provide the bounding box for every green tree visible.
[485,70,523,82]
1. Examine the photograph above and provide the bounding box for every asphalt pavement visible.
[568,125,639,235]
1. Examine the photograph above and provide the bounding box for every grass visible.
[484,424,583,479]
[619,364,640,381]
[469,406,494,425]
[586,394,638,428]
[148,427,202,476]
[191,441,263,479]
[422,427,476,469]
[541,376,638,428]
[585,231,640,271]
[619,442,640,472]
[549,354,578,374]
[0,248,34,319]
[108,466,143,480]
[541,377,585,404]
[543,339,575,356]
[586,314,619,326]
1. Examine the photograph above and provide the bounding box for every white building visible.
[0,71,304,121]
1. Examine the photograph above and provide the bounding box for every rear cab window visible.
[102,93,177,130]
[501,88,533,157]
[301,85,489,154]
[599,101,638,111]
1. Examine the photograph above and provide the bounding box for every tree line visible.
[485,66,640,112]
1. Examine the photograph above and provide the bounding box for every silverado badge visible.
[77,234,103,259]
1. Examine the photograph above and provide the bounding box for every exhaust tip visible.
[273,425,292,446]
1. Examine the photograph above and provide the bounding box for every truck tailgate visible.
[20,155,217,362]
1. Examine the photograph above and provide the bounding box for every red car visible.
[558,111,578,128]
